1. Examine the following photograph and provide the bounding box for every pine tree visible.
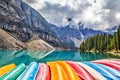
[118,25,120,50]
[80,26,120,52]
[114,32,118,52]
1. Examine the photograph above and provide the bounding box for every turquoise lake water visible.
[0,50,119,67]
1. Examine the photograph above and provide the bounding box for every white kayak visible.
[76,62,106,80]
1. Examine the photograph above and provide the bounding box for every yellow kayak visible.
[0,64,16,76]
[47,61,80,80]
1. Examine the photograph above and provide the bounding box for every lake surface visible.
[0,50,119,67]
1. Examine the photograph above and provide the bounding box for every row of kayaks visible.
[0,59,120,80]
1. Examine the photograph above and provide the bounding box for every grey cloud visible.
[103,0,120,11]
[23,0,120,30]
[39,1,91,25]
[23,0,37,3]
[102,0,120,28]
[41,2,79,17]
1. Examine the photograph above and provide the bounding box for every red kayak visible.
[114,59,120,64]
[91,59,112,62]
[94,61,120,71]
[106,60,120,65]
[66,61,94,80]
[36,63,50,80]
[113,59,120,61]
[93,59,120,66]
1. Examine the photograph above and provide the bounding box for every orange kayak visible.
[47,62,68,80]
[56,61,81,80]
[47,61,80,80]
[0,64,16,76]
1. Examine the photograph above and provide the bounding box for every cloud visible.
[23,0,120,30]
[116,13,120,20]
[39,2,81,26]
[23,0,37,3]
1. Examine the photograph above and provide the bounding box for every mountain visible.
[50,22,106,48]
[27,39,55,51]
[106,26,118,34]
[0,29,26,49]
[0,0,61,48]
[0,0,117,49]
[51,20,119,48]
[50,24,82,48]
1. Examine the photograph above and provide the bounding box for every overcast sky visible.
[23,0,120,30]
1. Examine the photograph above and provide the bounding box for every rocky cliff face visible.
[0,0,61,47]
[0,29,26,49]
[27,39,55,51]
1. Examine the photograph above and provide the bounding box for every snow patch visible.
[71,38,83,48]
[69,21,79,30]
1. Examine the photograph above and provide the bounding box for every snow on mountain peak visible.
[68,20,79,30]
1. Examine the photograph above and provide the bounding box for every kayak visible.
[76,62,106,80]
[1,60,120,80]
[108,60,120,65]
[92,59,112,62]
[17,62,39,80]
[94,61,120,70]
[47,61,80,80]
[56,61,81,80]
[98,64,120,78]
[84,62,119,80]
[93,59,120,65]
[47,61,69,80]
[0,64,16,76]
[0,63,26,80]
[36,63,50,80]
[66,61,94,80]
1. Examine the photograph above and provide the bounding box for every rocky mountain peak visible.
[0,0,62,48]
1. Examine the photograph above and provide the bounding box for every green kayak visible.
[0,63,26,80]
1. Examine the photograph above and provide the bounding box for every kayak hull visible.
[66,61,94,80]
[1,60,120,80]
[17,62,39,80]
[47,61,80,80]
[76,62,106,80]
[94,61,120,70]
[0,63,26,80]
[36,63,50,80]
[98,64,120,78]
[84,62,118,80]
[0,64,16,77]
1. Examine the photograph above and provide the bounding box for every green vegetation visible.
[80,25,120,53]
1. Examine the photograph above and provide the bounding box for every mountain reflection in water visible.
[0,50,119,67]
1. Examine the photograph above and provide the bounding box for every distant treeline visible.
[80,25,120,52]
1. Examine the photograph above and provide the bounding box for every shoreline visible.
[106,50,120,57]
[79,49,120,57]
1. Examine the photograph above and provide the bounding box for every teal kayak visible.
[84,62,119,80]
[17,62,39,80]
[0,63,26,80]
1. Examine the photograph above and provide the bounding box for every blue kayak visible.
[83,62,119,80]
[17,62,39,80]
[98,64,120,78]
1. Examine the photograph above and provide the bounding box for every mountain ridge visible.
[50,21,118,48]
[0,0,62,49]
